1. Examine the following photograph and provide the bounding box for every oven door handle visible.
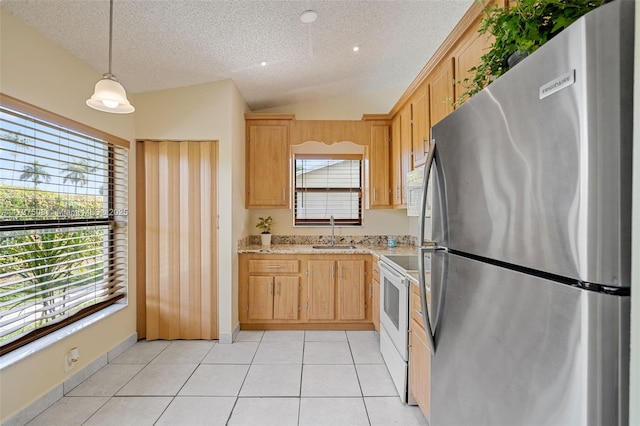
[378,261,408,284]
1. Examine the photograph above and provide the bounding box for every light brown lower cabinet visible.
[409,281,430,419]
[239,253,373,329]
[371,259,381,332]
[337,260,366,320]
[248,276,300,321]
[248,276,275,320]
[307,260,336,321]
[247,259,301,322]
[409,318,430,418]
[273,277,300,320]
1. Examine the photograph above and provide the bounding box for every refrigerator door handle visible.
[419,245,437,354]
[418,138,436,245]
[417,137,438,354]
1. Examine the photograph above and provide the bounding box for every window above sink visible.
[294,154,363,227]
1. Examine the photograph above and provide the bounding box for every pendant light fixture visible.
[86,0,134,113]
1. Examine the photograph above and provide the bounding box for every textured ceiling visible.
[1,0,473,110]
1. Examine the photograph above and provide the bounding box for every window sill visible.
[0,304,126,370]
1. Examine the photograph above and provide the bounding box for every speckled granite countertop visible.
[238,241,432,289]
[238,243,419,257]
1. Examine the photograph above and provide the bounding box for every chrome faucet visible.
[330,215,335,246]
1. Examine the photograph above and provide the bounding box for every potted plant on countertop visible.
[256,216,273,247]
[455,0,604,105]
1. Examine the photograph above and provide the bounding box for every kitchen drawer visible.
[248,259,299,274]
[410,281,430,330]
[411,289,424,330]
[411,317,427,342]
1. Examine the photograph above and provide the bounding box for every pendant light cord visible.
[108,0,113,76]
[86,0,135,113]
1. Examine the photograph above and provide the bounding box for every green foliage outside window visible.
[0,187,106,343]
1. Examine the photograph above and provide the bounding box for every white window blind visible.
[294,155,362,226]
[0,99,128,356]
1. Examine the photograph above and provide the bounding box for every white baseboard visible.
[3,333,137,426]
[218,323,240,344]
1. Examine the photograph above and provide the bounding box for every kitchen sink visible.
[312,245,357,250]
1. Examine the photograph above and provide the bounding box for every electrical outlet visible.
[64,347,79,372]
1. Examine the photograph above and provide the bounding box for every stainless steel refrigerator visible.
[417,1,632,424]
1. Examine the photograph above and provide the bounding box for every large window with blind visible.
[0,97,128,356]
[294,155,362,226]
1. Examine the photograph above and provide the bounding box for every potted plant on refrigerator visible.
[455,0,603,105]
[256,216,273,246]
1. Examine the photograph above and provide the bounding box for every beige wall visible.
[248,208,411,239]
[230,85,251,332]
[134,80,250,342]
[256,86,405,120]
[0,9,137,421]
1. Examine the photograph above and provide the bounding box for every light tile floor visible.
[26,330,427,426]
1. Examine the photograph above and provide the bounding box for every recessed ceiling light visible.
[353,46,360,52]
[261,61,267,66]
[300,10,318,23]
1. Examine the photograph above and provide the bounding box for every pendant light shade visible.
[87,0,134,114]
[87,73,134,113]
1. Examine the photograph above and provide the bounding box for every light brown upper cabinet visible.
[391,115,403,207]
[429,58,455,127]
[369,123,391,208]
[411,85,430,167]
[385,0,510,170]
[400,108,413,202]
[290,120,368,146]
[245,114,294,209]
[391,105,413,207]
[453,19,492,106]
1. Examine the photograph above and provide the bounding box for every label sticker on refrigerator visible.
[539,70,575,99]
